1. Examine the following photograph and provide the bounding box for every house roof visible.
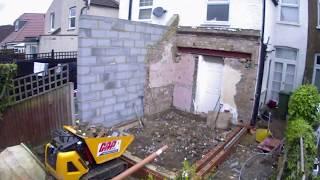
[1,13,45,45]
[0,25,14,43]
[90,0,119,9]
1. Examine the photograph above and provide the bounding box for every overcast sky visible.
[0,0,52,25]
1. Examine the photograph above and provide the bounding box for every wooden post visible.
[51,49,54,60]
[300,137,305,180]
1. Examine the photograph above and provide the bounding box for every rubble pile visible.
[73,122,118,138]
[126,109,231,171]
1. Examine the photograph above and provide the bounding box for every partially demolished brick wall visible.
[144,16,179,115]
[176,28,261,122]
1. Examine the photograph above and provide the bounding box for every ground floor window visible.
[312,54,320,90]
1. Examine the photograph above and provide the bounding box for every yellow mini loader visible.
[44,126,134,180]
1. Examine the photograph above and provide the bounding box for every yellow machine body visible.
[45,126,134,180]
[45,144,89,180]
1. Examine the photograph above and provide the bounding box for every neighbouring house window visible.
[313,54,320,90]
[69,7,76,29]
[206,0,230,23]
[139,0,153,20]
[31,46,37,54]
[275,47,298,60]
[50,13,55,31]
[14,20,19,31]
[280,0,299,24]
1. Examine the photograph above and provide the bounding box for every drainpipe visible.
[81,0,90,15]
[251,0,267,126]
[128,0,133,20]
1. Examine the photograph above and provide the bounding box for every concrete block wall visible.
[78,15,167,126]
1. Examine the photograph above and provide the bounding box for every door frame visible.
[267,48,298,101]
[312,53,320,86]
[194,55,224,113]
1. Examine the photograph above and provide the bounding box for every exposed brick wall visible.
[77,15,167,126]
[177,28,260,122]
[144,16,179,115]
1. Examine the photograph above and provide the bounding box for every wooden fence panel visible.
[0,83,74,149]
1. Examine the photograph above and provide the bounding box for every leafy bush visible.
[174,159,199,180]
[0,63,17,119]
[285,118,316,179]
[288,85,320,127]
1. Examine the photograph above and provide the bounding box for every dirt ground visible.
[212,118,286,180]
[126,109,232,172]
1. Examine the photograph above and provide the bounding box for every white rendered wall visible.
[119,0,262,30]
[262,0,309,102]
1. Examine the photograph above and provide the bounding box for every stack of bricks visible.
[77,15,167,126]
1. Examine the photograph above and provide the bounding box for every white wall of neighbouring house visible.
[44,0,119,36]
[119,0,262,30]
[260,0,277,103]
[39,35,78,53]
[262,0,309,102]
[86,6,119,18]
[41,0,119,53]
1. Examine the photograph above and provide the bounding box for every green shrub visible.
[285,118,316,179]
[0,63,17,119]
[175,159,199,180]
[288,85,320,127]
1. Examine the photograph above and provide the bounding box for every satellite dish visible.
[153,7,167,17]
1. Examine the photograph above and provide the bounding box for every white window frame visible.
[318,0,320,28]
[50,12,55,32]
[268,46,298,101]
[68,7,76,30]
[312,54,320,87]
[205,0,230,26]
[30,45,37,54]
[278,0,300,25]
[138,0,153,21]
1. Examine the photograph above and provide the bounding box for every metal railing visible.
[24,51,77,60]
[11,64,69,102]
[0,50,77,62]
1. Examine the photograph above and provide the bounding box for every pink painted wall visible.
[173,54,195,111]
[149,49,195,111]
[149,44,176,88]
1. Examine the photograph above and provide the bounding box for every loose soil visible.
[211,115,286,180]
[126,109,232,172]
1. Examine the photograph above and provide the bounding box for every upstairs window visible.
[50,13,55,31]
[139,0,153,20]
[69,7,76,29]
[280,0,299,24]
[206,0,230,24]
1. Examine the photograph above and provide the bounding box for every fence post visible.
[51,49,54,60]
[70,82,75,125]
[300,137,305,180]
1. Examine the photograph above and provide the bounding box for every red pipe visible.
[112,145,168,180]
